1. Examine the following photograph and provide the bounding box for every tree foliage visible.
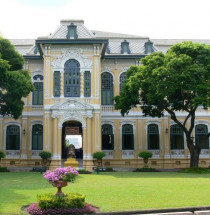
[114,41,210,167]
[0,38,34,119]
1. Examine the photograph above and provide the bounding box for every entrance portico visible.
[47,99,100,170]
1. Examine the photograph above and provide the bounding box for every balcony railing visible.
[101,105,114,112]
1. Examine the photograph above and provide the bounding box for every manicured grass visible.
[1,172,210,214]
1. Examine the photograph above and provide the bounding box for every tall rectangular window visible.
[148,124,160,150]
[122,124,134,150]
[195,124,209,149]
[54,71,60,97]
[6,125,20,150]
[170,125,184,149]
[32,124,43,150]
[84,71,91,97]
[33,82,43,105]
[101,72,113,105]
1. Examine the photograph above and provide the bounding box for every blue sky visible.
[0,0,210,39]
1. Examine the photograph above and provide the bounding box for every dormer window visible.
[121,40,131,54]
[145,40,154,54]
[67,23,78,39]
[34,45,38,54]
[106,42,110,54]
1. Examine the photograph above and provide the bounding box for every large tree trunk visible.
[186,137,200,168]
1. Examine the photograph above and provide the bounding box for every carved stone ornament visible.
[51,99,94,129]
[122,66,130,73]
[52,48,92,69]
[101,65,112,73]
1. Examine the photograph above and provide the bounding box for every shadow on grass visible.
[0,172,53,214]
[87,171,210,179]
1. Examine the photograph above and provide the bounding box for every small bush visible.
[0,151,5,159]
[92,151,106,160]
[32,167,46,172]
[179,167,210,174]
[27,203,96,215]
[105,166,114,172]
[39,151,52,159]
[138,151,153,159]
[78,169,92,174]
[0,167,8,172]
[135,168,157,172]
[37,193,85,209]
[92,166,114,172]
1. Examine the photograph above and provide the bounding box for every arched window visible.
[33,82,43,105]
[102,124,114,150]
[195,124,209,149]
[33,75,43,81]
[148,124,159,150]
[32,124,43,150]
[122,124,134,150]
[64,59,80,97]
[6,125,20,150]
[101,72,113,105]
[119,72,126,92]
[170,125,184,149]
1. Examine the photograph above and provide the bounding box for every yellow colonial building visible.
[1,19,210,170]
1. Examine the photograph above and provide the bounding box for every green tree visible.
[0,38,34,119]
[114,41,210,168]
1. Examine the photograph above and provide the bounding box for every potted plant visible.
[0,151,5,167]
[92,151,106,167]
[43,166,79,196]
[138,151,153,167]
[39,151,52,167]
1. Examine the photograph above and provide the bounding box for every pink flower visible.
[43,166,79,183]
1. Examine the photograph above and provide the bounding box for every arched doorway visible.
[62,121,83,163]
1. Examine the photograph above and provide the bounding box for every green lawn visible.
[1,172,210,214]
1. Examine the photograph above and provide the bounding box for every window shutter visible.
[84,71,91,97]
[54,71,61,97]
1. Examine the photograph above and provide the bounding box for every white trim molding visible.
[30,120,43,151]
[145,120,162,152]
[120,120,136,158]
[52,48,92,73]
[52,99,94,129]
[194,120,210,158]
[4,121,21,152]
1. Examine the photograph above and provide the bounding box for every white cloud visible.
[0,0,209,39]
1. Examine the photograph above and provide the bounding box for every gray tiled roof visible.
[8,21,210,56]
[10,39,35,45]
[152,39,210,53]
[9,39,35,55]
[49,20,95,39]
[152,39,210,46]
[91,30,147,39]
[108,39,148,54]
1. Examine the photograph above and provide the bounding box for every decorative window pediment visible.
[51,99,93,111]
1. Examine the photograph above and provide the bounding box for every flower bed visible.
[27,203,97,215]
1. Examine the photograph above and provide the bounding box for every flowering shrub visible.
[38,193,85,209]
[43,166,79,183]
[27,203,96,215]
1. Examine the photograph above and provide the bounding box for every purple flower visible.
[43,166,79,183]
